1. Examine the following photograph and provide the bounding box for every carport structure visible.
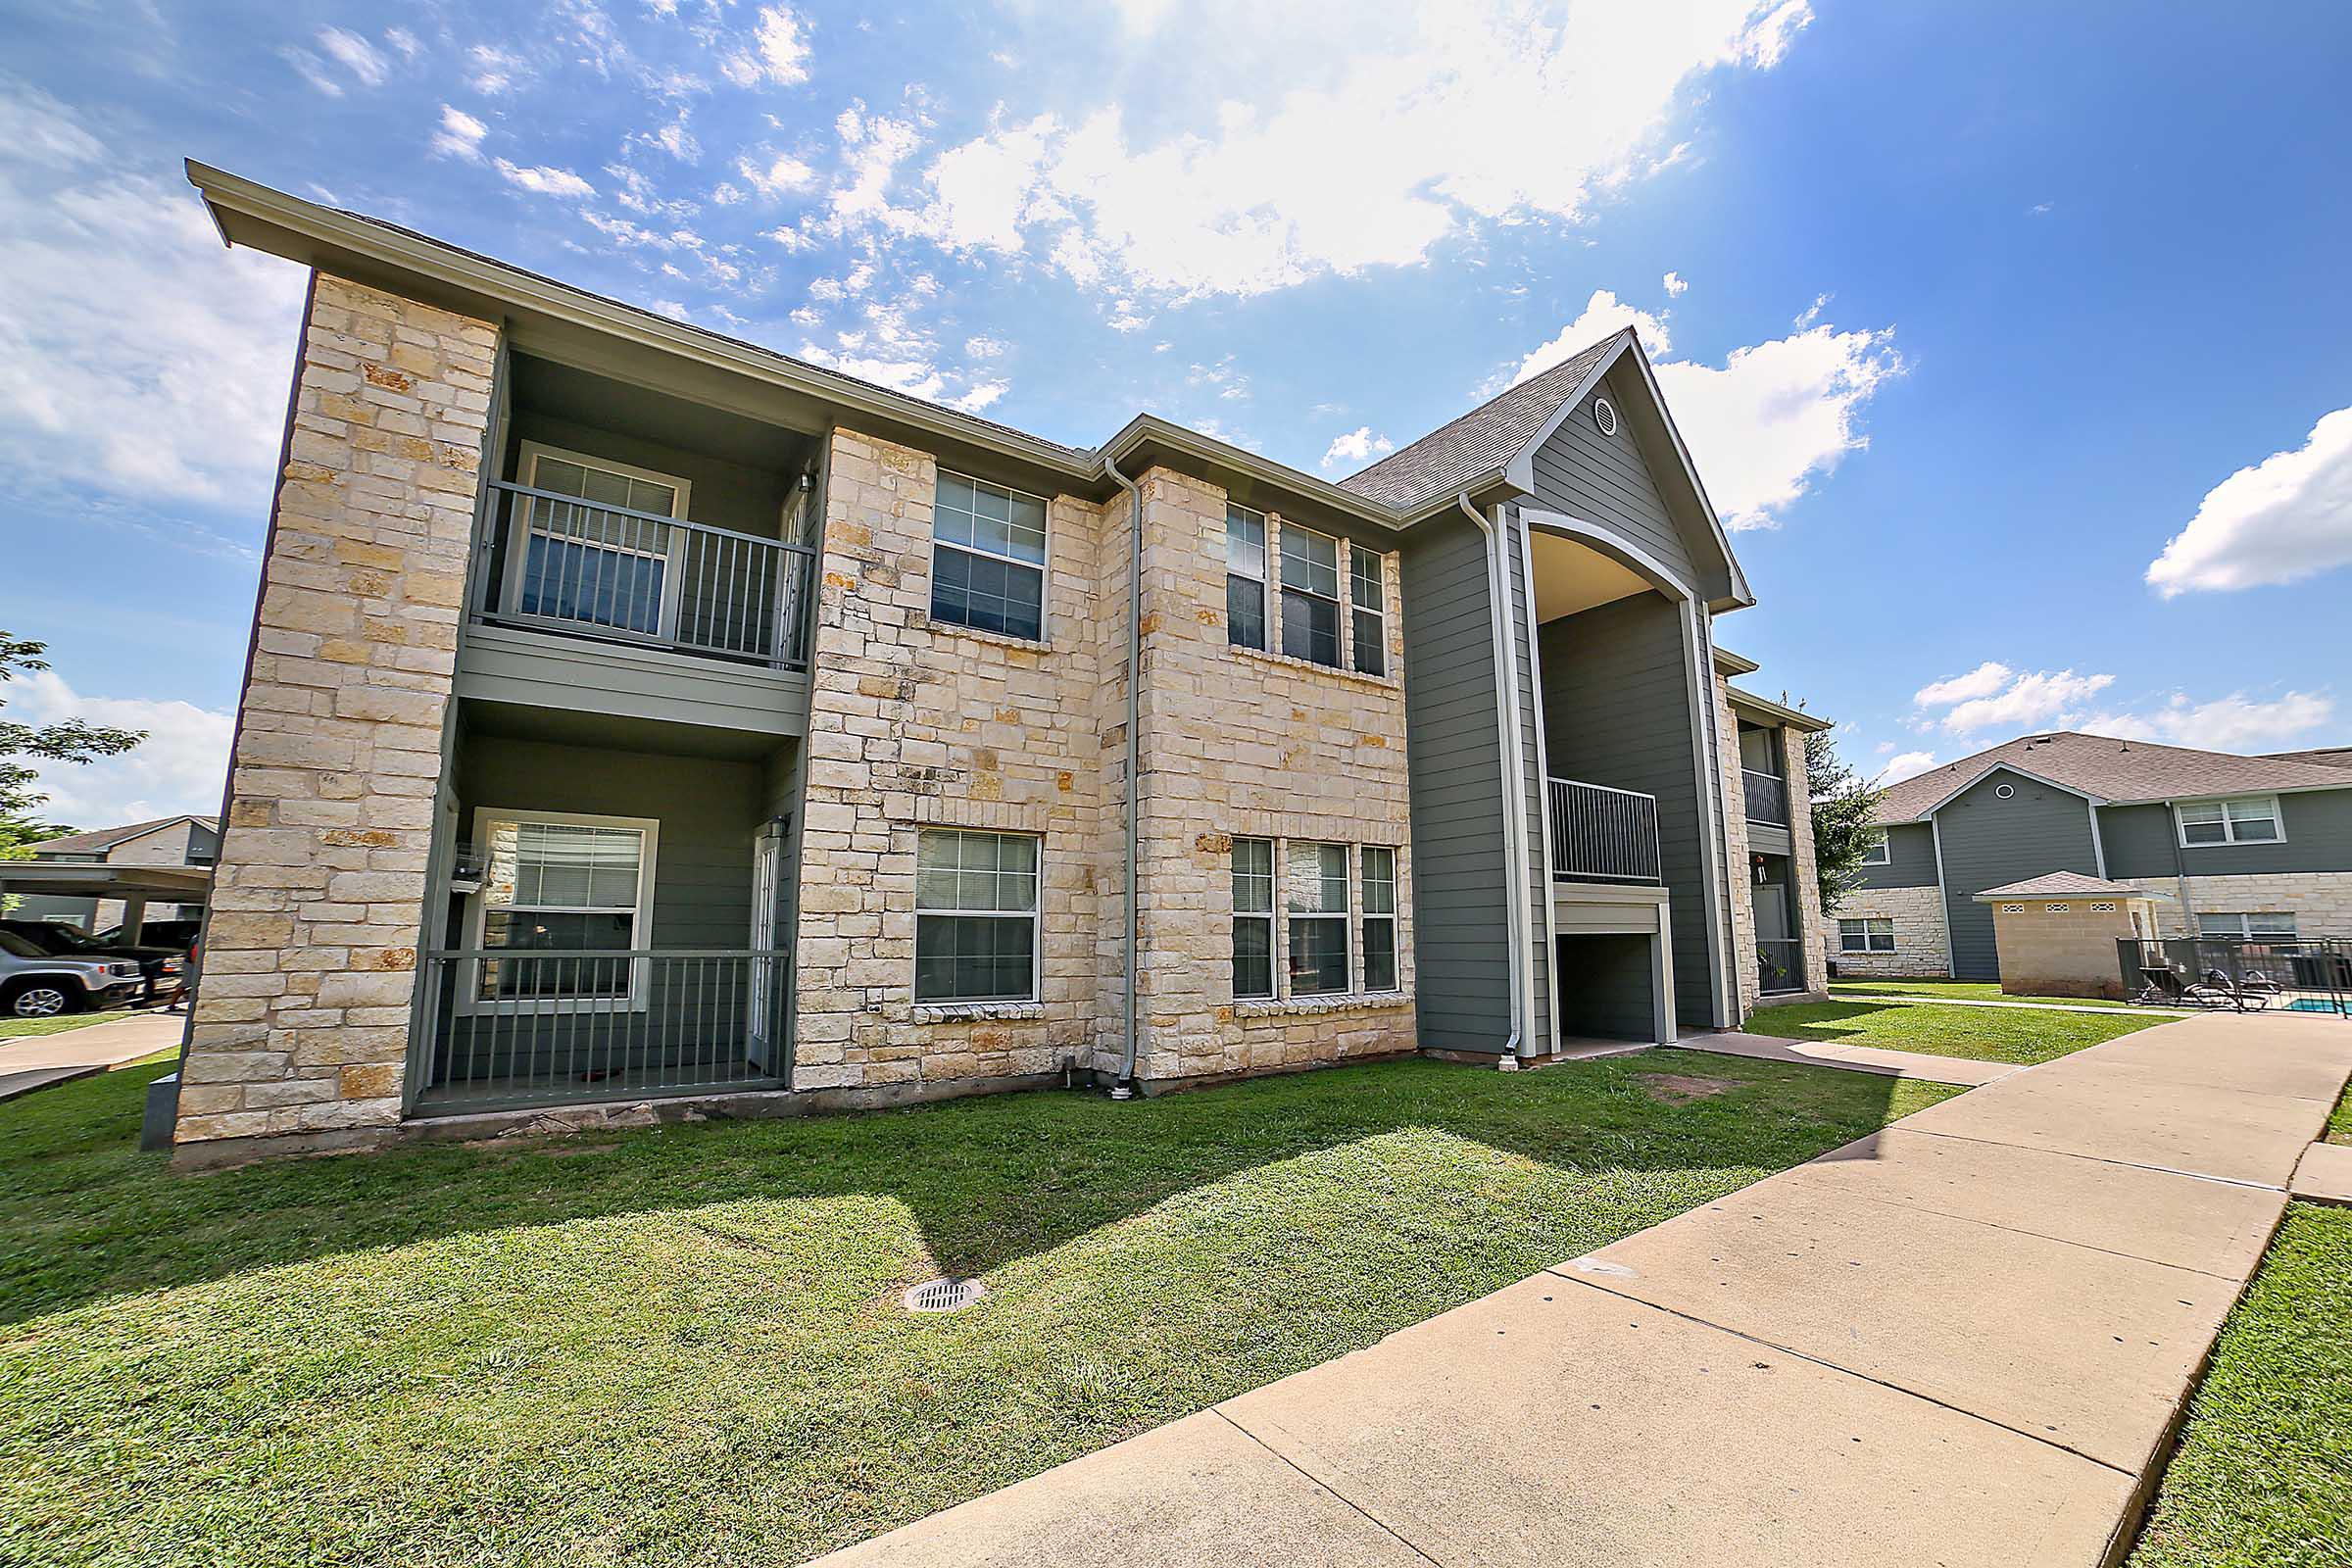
[0,863,214,944]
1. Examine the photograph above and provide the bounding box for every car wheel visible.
[5,982,79,1018]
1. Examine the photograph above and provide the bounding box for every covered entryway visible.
[1551,875,1676,1047]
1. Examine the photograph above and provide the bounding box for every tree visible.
[1,632,145,831]
[1805,724,1886,916]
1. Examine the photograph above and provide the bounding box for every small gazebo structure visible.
[1973,872,2173,1000]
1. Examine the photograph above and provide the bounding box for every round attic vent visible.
[1592,397,1619,436]
[903,1277,986,1313]
[1994,783,2016,799]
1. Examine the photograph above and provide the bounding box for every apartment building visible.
[162,163,1828,1159]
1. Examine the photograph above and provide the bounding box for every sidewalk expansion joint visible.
[1208,1408,1446,1567]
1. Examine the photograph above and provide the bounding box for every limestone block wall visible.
[1827,882,1950,978]
[1130,470,1416,1082]
[790,429,1117,1092]
[1780,723,1833,999]
[1713,676,1759,1020]
[177,273,495,1145]
[2115,872,2352,939]
[1984,898,2146,999]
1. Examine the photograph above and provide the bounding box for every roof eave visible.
[1725,685,1833,733]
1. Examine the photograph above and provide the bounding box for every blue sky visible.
[4,0,2350,824]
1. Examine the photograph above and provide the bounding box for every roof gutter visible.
[1105,455,1144,1097]
[1458,493,1530,1066]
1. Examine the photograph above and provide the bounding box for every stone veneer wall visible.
[1827,883,1951,978]
[2113,872,2352,939]
[1984,897,2146,999]
[1779,722,1833,999]
[1713,674,1758,1019]
[176,274,496,1145]
[1713,686,1833,1014]
[790,432,1416,1095]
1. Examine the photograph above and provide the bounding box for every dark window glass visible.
[1288,917,1348,995]
[913,914,1036,1002]
[480,909,634,1000]
[1228,575,1266,650]
[1234,918,1273,999]
[1281,589,1340,665]
[1349,545,1385,675]
[1362,919,1396,992]
[931,545,1045,640]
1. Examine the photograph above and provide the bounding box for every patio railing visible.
[1549,778,1662,884]
[469,480,819,670]
[1741,768,1789,825]
[416,948,793,1112]
[1756,938,1803,995]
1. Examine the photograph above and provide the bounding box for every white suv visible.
[0,929,143,1018]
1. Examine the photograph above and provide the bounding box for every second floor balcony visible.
[469,479,819,671]
[1741,767,1789,826]
[1548,777,1662,885]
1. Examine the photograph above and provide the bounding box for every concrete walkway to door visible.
[809,1013,2352,1568]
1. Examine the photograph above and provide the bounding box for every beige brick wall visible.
[2115,872,2352,938]
[1985,898,2146,999]
[1714,675,1758,1019]
[1829,882,1950,978]
[790,433,1415,1095]
[176,273,495,1145]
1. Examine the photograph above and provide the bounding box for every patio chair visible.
[2132,964,2247,1010]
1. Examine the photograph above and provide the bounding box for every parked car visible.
[0,920,186,1005]
[95,917,203,953]
[0,929,143,1018]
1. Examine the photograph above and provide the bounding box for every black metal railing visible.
[2119,937,2350,1016]
[1742,768,1789,825]
[1548,778,1662,884]
[1756,938,1803,995]
[470,480,819,670]
[417,948,793,1111]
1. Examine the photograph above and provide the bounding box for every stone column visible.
[175,273,496,1149]
[1781,723,1833,997]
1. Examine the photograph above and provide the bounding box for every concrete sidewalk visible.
[811,1014,2352,1568]
[1676,1027,2019,1086]
[0,1011,182,1101]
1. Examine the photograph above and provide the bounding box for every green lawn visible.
[0,1009,134,1043]
[1829,978,2169,1011]
[1751,998,2169,1066]
[2131,1203,2352,1567]
[2328,1082,2352,1147]
[0,1053,1953,1568]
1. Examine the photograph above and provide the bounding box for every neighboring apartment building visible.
[164,164,1829,1159]
[6,814,220,928]
[1839,730,2352,982]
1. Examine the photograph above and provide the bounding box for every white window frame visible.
[1359,844,1399,992]
[1232,837,1276,999]
[1838,917,1895,954]
[1859,830,1890,866]
[461,807,661,1015]
[1285,840,1351,995]
[2174,795,2284,848]
[1227,504,1268,653]
[2197,911,2298,940]
[1348,544,1388,677]
[509,442,693,637]
[912,828,1043,1004]
[929,469,1052,644]
[1277,522,1344,669]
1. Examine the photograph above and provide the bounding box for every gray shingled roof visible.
[27,814,218,857]
[1337,332,1625,509]
[2264,746,2352,769]
[1974,870,2160,900]
[1874,732,2352,825]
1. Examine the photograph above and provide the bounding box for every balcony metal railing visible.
[1756,937,1803,994]
[1742,767,1789,825]
[1548,777,1662,884]
[470,480,819,670]
[416,948,792,1111]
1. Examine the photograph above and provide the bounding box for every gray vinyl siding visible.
[1856,822,1939,889]
[2100,790,2352,879]
[454,623,810,736]
[1398,510,1514,1053]
[1523,372,1698,588]
[1504,507,1551,1047]
[1537,592,1713,1024]
[1935,768,2101,980]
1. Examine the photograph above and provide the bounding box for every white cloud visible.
[10,670,233,827]
[493,159,596,200]
[278,47,344,97]
[467,45,526,94]
[1934,669,2115,736]
[1876,750,1939,785]
[1320,426,1395,472]
[431,105,489,161]
[2145,406,2352,598]
[964,335,1005,359]
[640,119,701,163]
[737,152,815,198]
[808,1,1810,300]
[384,26,422,62]
[0,88,307,511]
[316,26,391,87]
[2079,692,2334,755]
[1914,662,2013,708]
[1661,270,1688,296]
[1511,286,1899,529]
[723,5,812,87]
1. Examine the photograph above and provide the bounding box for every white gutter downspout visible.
[1457,494,1531,1066]
[1105,455,1144,1096]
